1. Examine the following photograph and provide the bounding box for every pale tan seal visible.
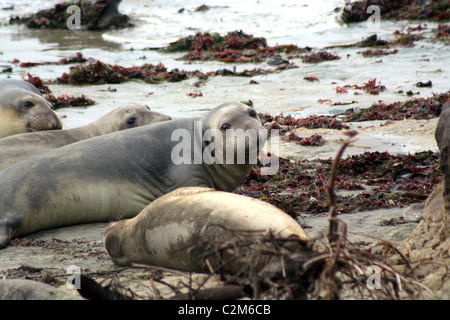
[103,187,309,273]
[0,79,63,138]
[0,102,266,247]
[0,103,171,171]
[0,279,82,300]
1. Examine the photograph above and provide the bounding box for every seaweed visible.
[343,91,449,121]
[162,30,302,65]
[259,113,350,136]
[433,23,450,44]
[16,53,87,68]
[9,0,133,30]
[45,94,95,109]
[282,133,325,146]
[352,78,386,95]
[300,51,341,64]
[24,73,96,108]
[360,49,399,57]
[235,150,440,217]
[24,73,51,94]
[341,0,450,24]
[57,61,192,85]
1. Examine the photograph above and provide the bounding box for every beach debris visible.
[300,51,341,64]
[236,150,440,217]
[57,61,192,85]
[162,30,301,70]
[187,91,203,98]
[24,74,95,109]
[352,78,386,95]
[360,49,399,57]
[304,76,320,82]
[45,94,95,109]
[259,113,349,135]
[282,133,326,146]
[9,0,133,30]
[416,80,433,88]
[341,0,450,24]
[432,23,450,44]
[343,91,449,121]
[14,53,88,69]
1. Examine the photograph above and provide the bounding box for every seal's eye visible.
[127,116,137,126]
[221,123,232,131]
[249,109,257,118]
[23,101,35,108]
[146,105,151,110]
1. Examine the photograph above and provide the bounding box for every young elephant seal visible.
[0,79,63,138]
[103,187,309,273]
[0,101,266,247]
[0,104,171,171]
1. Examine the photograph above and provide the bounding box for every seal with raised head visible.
[0,103,171,171]
[0,79,63,138]
[0,101,266,247]
[103,187,309,273]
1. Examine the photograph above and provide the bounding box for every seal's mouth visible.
[27,117,62,132]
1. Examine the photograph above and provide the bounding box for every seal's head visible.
[201,101,267,165]
[0,88,63,138]
[96,104,172,132]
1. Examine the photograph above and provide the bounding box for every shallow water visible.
[0,0,448,129]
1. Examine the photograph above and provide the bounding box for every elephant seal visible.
[0,79,63,138]
[103,187,309,273]
[0,279,82,300]
[0,104,171,171]
[0,102,266,247]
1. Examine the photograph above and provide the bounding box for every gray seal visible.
[0,101,266,247]
[0,79,63,138]
[0,103,171,171]
[103,187,309,273]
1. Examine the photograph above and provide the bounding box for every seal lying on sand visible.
[103,187,309,274]
[0,104,171,171]
[0,102,266,247]
[0,79,63,138]
[0,279,81,300]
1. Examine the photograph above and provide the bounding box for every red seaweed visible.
[282,133,325,146]
[341,0,450,23]
[360,49,399,57]
[9,0,133,30]
[343,91,449,121]
[45,94,95,109]
[301,51,340,64]
[353,78,386,95]
[235,151,440,217]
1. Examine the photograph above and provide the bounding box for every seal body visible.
[103,187,309,273]
[0,102,266,247]
[0,104,171,171]
[0,79,63,138]
[0,279,82,300]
